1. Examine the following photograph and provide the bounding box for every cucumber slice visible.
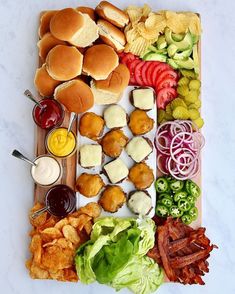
[143,52,167,62]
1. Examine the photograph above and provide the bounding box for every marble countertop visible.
[0,0,235,293]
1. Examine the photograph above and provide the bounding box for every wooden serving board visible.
[34,12,78,204]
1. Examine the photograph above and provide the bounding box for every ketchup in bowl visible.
[33,98,64,129]
[45,184,76,218]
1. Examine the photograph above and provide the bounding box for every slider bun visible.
[91,63,130,104]
[83,44,118,80]
[46,45,83,81]
[38,10,57,39]
[50,8,98,47]
[95,1,129,28]
[54,79,94,113]
[97,19,126,52]
[34,64,61,97]
[37,32,66,62]
[76,6,96,21]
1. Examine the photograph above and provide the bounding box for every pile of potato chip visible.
[124,4,201,56]
[26,202,101,282]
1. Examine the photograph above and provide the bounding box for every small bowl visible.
[30,154,62,187]
[45,127,77,159]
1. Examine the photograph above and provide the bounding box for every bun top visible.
[83,44,119,80]
[95,63,130,94]
[38,10,57,39]
[46,45,83,81]
[54,79,94,113]
[76,6,96,21]
[34,64,61,97]
[50,8,84,41]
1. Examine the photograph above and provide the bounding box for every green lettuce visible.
[75,217,163,293]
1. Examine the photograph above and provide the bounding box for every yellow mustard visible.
[47,127,76,157]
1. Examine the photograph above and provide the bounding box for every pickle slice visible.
[180,69,198,79]
[157,109,166,124]
[177,85,189,97]
[178,77,189,86]
[189,79,201,90]
[189,108,200,120]
[172,106,190,119]
[171,98,187,110]
[165,103,172,114]
[184,90,199,103]
[193,117,204,129]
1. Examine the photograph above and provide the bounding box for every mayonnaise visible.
[31,156,61,186]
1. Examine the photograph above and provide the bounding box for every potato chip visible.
[63,268,78,282]
[54,219,69,231]
[49,269,65,280]
[84,221,93,235]
[62,225,80,245]
[76,214,92,231]
[30,203,48,228]
[30,264,49,279]
[79,202,101,218]
[137,22,159,40]
[38,216,58,231]
[30,234,42,264]
[56,237,74,250]
[43,239,57,248]
[167,13,189,34]
[126,27,139,43]
[142,4,151,17]
[41,227,62,242]
[145,14,166,32]
[126,7,142,25]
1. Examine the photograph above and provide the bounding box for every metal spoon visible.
[31,206,48,219]
[12,149,36,167]
[24,89,44,110]
[67,112,77,135]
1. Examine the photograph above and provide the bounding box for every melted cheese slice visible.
[133,88,154,110]
[128,191,152,215]
[126,137,152,162]
[104,105,127,128]
[104,158,129,183]
[80,144,102,167]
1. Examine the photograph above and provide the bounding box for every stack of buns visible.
[34,1,130,112]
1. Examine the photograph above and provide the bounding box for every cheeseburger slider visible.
[75,173,104,197]
[99,185,126,213]
[104,104,128,129]
[126,137,153,163]
[97,19,126,52]
[50,8,98,47]
[103,158,129,184]
[79,144,103,168]
[95,1,129,28]
[127,191,152,216]
[90,63,130,105]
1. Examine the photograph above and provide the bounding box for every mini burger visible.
[98,185,126,213]
[79,112,105,141]
[129,162,154,190]
[75,173,104,197]
[103,104,128,129]
[127,191,152,216]
[103,158,129,184]
[126,136,153,163]
[79,144,103,168]
[128,109,154,136]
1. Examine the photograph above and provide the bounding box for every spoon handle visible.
[24,89,42,108]
[12,149,36,167]
[31,206,48,219]
[67,112,77,134]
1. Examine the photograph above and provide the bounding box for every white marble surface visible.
[0,0,235,293]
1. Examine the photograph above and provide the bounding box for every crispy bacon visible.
[148,217,217,285]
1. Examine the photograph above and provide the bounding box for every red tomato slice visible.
[128,59,142,85]
[151,63,171,86]
[146,61,160,86]
[155,69,178,89]
[156,78,178,91]
[156,87,177,109]
[121,53,137,66]
[141,62,152,86]
[134,61,146,86]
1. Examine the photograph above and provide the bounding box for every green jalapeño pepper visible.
[170,179,184,192]
[155,177,169,193]
[170,205,183,218]
[185,180,201,198]
[161,197,173,208]
[158,193,172,201]
[174,191,187,202]
[188,206,198,221]
[181,214,192,225]
[178,198,191,211]
[187,195,196,206]
[155,204,169,217]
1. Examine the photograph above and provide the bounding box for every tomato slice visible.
[155,69,178,89]
[156,87,177,109]
[141,62,152,86]
[121,53,137,66]
[146,61,160,86]
[156,78,178,91]
[134,61,146,86]
[151,63,171,86]
[128,59,142,85]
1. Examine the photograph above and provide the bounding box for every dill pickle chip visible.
[184,90,199,103]
[158,109,166,124]
[172,106,190,119]
[193,117,204,129]
[177,85,189,97]
[189,108,200,120]
[189,79,201,90]
[165,112,174,120]
[165,104,172,114]
[171,98,187,110]
[180,69,198,79]
[193,99,201,109]
[178,77,189,86]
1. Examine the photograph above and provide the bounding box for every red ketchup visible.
[33,98,64,129]
[45,184,76,218]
